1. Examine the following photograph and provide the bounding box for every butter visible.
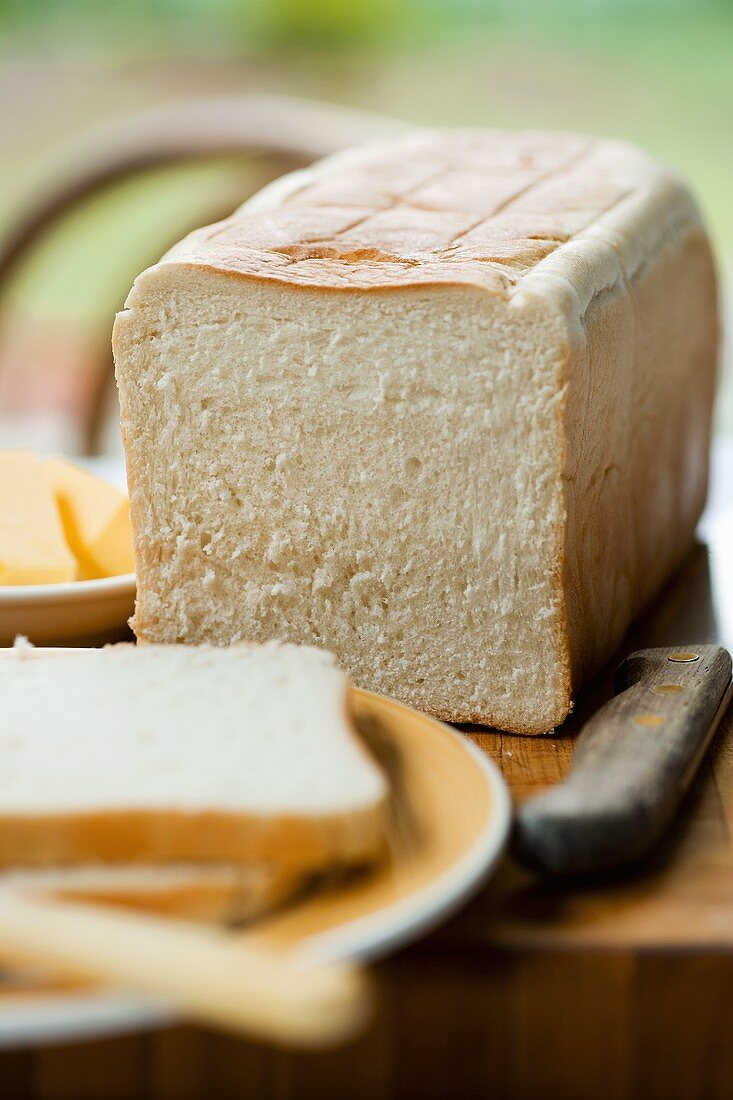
[44,457,134,579]
[0,451,78,585]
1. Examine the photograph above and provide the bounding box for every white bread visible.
[113,129,718,734]
[0,643,387,870]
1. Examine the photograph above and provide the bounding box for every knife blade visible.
[513,644,733,875]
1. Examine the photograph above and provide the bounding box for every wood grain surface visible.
[3,541,733,1099]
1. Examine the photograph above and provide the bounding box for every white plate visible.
[0,573,136,647]
[0,692,510,1048]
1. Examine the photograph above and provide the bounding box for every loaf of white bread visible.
[0,645,387,892]
[113,129,718,734]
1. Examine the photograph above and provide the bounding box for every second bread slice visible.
[0,863,300,923]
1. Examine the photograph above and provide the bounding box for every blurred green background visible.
[0,0,731,449]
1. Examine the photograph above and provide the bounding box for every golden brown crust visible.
[152,130,646,297]
[0,804,385,874]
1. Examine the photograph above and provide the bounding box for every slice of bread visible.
[0,643,387,873]
[0,864,300,923]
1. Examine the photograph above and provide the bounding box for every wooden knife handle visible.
[513,645,733,875]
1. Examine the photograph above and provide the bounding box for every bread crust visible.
[0,805,385,873]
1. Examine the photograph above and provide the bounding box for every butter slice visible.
[44,457,134,579]
[0,451,78,585]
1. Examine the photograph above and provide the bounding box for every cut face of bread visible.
[114,130,718,733]
[0,644,387,871]
[117,278,570,733]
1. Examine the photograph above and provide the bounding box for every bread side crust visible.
[0,803,385,872]
[558,223,718,692]
[512,151,713,719]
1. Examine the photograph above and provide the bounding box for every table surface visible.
[4,451,733,1100]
